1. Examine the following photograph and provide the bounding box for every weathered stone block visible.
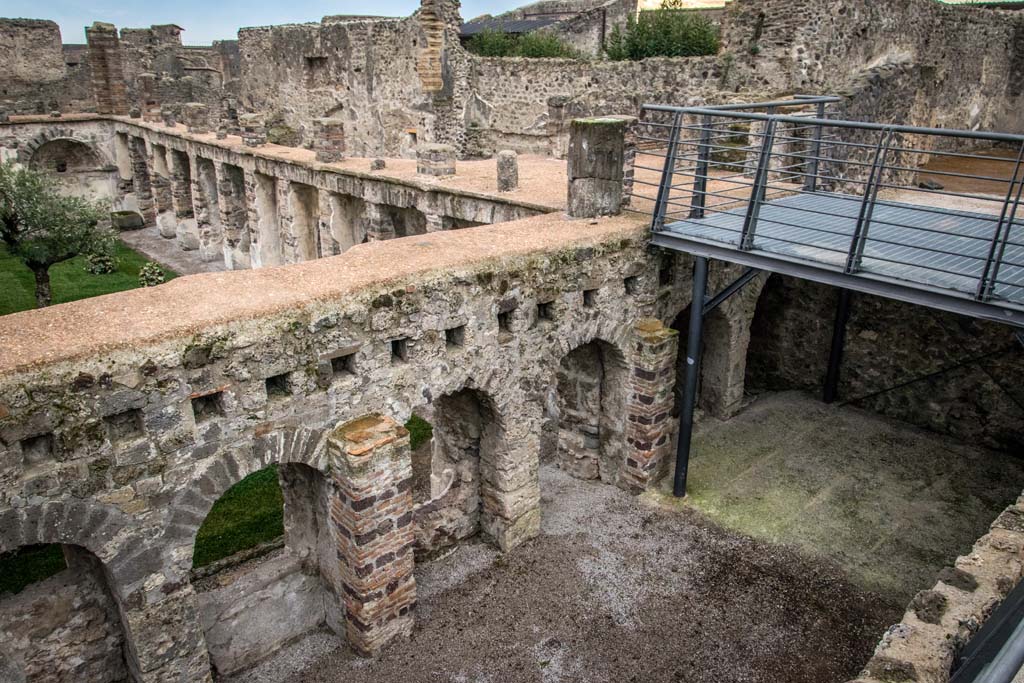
[182,102,211,135]
[312,117,345,163]
[566,117,631,218]
[497,150,518,192]
[416,143,455,177]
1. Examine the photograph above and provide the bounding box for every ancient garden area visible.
[1,0,1024,681]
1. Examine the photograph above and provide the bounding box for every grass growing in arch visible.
[192,465,285,568]
[0,544,67,595]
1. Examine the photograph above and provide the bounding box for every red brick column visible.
[85,22,129,116]
[619,318,679,493]
[328,414,416,654]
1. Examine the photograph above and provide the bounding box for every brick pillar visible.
[328,414,416,655]
[215,162,251,270]
[168,151,199,250]
[619,318,679,493]
[137,73,161,123]
[239,113,267,147]
[312,118,346,162]
[416,144,455,177]
[128,137,156,228]
[85,22,129,115]
[567,116,632,218]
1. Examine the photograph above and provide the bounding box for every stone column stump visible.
[497,150,519,192]
[619,318,679,492]
[182,103,211,135]
[328,414,416,655]
[567,116,633,218]
[416,144,456,177]
[312,117,346,163]
[137,72,161,122]
[239,113,267,147]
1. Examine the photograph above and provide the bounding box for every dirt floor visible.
[652,391,1024,598]
[229,470,901,683]
[226,391,1024,683]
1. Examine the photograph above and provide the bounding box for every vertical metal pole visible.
[652,111,683,231]
[804,100,826,193]
[689,115,712,219]
[739,118,778,251]
[673,256,709,498]
[823,288,852,404]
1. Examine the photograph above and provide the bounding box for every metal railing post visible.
[845,128,895,274]
[977,141,1024,302]
[689,114,712,219]
[804,100,827,192]
[739,118,778,251]
[652,111,683,231]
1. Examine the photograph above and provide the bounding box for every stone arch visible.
[413,386,508,553]
[22,132,118,203]
[18,128,113,168]
[164,425,329,562]
[668,267,768,420]
[189,456,342,677]
[551,337,630,485]
[0,543,132,682]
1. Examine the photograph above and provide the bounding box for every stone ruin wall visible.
[0,213,710,681]
[236,0,469,157]
[0,19,93,115]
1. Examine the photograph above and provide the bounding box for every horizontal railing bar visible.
[641,105,1024,143]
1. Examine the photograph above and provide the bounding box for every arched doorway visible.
[553,340,628,484]
[28,138,115,202]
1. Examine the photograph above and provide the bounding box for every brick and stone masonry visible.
[239,113,267,147]
[497,150,518,192]
[620,318,679,492]
[137,72,161,123]
[182,103,212,135]
[85,22,129,116]
[313,118,346,163]
[328,414,416,655]
[416,143,456,177]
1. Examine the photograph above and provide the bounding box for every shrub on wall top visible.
[605,6,720,61]
[465,29,581,59]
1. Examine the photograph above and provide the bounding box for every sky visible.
[4,0,516,44]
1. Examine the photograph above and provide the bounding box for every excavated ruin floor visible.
[649,390,1024,598]
[229,473,904,681]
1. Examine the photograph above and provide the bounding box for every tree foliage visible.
[0,161,111,307]
[465,29,580,58]
[605,7,720,61]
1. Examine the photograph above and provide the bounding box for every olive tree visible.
[0,161,112,308]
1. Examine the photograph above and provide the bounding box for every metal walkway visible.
[638,97,1024,327]
[632,96,1024,498]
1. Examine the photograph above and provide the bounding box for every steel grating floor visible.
[654,192,1024,324]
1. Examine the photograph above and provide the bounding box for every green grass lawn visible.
[0,544,67,595]
[193,465,285,568]
[0,242,177,316]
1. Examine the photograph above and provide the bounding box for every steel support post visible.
[673,255,710,498]
[823,288,852,404]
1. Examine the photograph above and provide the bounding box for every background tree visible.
[0,161,111,308]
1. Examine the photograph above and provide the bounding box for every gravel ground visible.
[227,465,900,683]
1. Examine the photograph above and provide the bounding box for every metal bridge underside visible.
[653,192,1024,327]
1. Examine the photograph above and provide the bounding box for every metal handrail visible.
[635,98,1024,311]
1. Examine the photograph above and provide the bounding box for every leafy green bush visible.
[85,251,116,275]
[465,29,580,59]
[138,261,167,287]
[605,9,719,61]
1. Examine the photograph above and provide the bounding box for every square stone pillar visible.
[566,116,632,217]
[127,137,157,228]
[619,319,679,493]
[239,113,267,147]
[182,103,211,135]
[137,73,161,123]
[362,203,396,242]
[328,415,416,655]
[312,118,346,162]
[416,144,455,177]
[497,150,518,192]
